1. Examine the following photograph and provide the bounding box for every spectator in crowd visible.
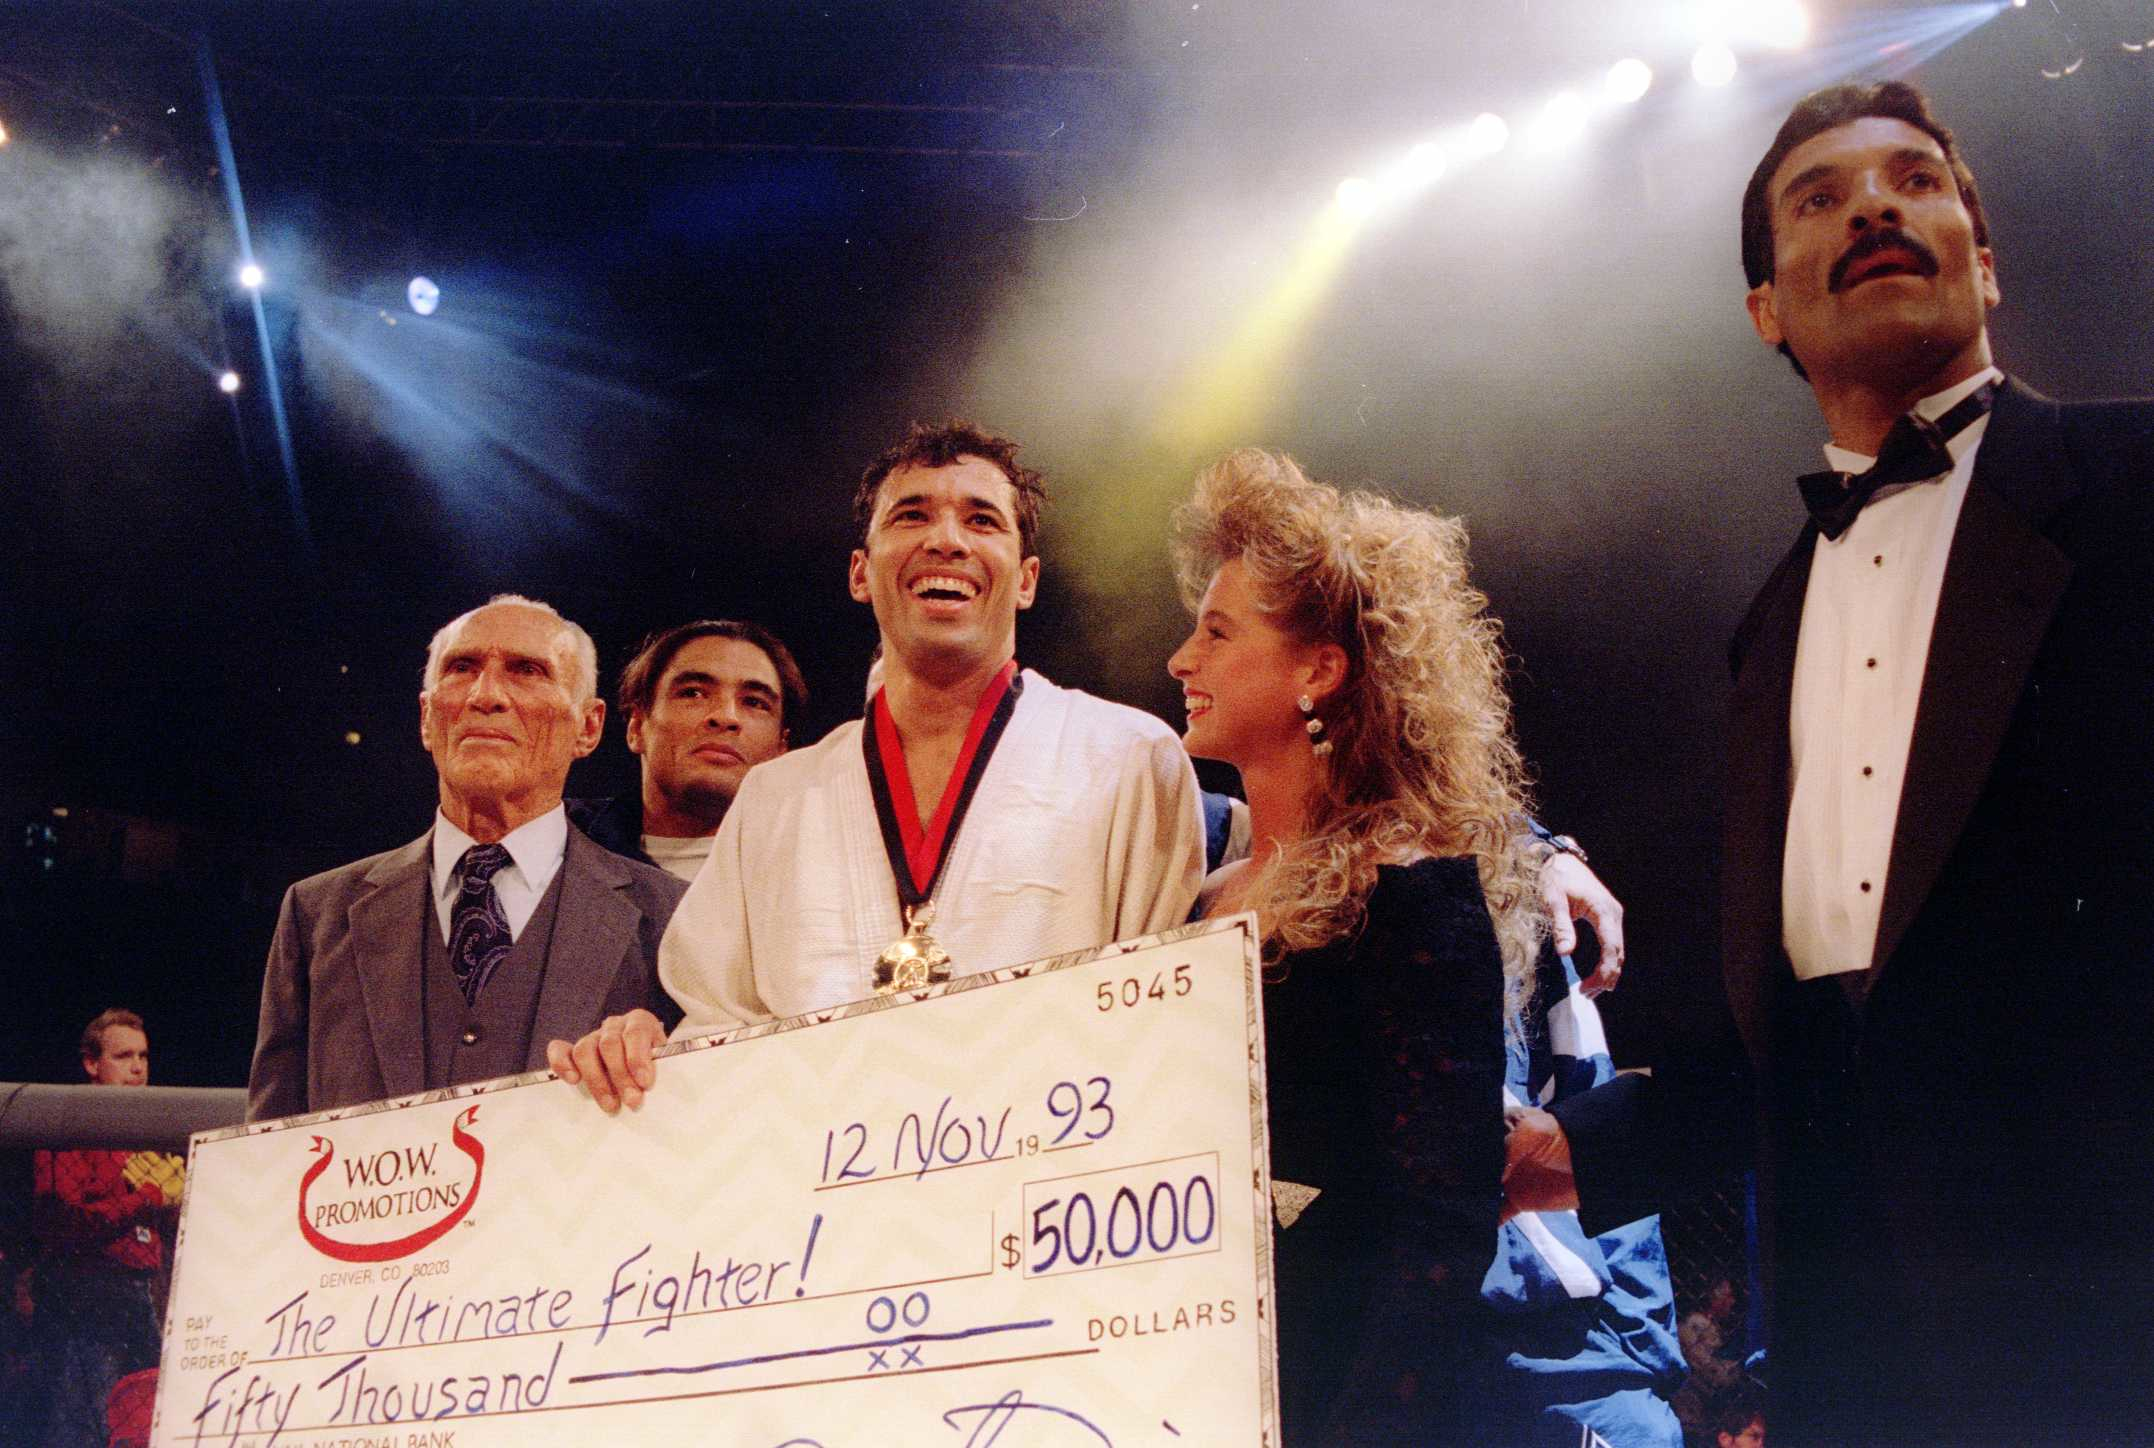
[248,595,686,1120]
[570,620,806,881]
[1710,1394,1766,1448]
[30,1011,172,1448]
[2,1253,43,1443]
[1671,1277,1744,1435]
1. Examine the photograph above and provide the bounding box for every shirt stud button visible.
[1859,881,1873,894]
[460,1026,481,1046]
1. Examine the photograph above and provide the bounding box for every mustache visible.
[1828,227,1940,293]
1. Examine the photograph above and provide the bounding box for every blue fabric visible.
[1199,789,1235,874]
[1483,951,1685,1447]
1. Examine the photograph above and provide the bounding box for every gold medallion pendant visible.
[873,901,953,994]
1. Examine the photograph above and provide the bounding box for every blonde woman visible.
[1169,448,1542,1442]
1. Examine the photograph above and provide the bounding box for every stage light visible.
[1606,58,1654,103]
[0,119,10,147]
[1693,42,1739,86]
[218,370,242,394]
[407,276,440,317]
[238,261,265,290]
[1400,141,1446,187]
[1335,177,1378,218]
[1465,112,1510,157]
[1529,91,1589,151]
[1753,0,1809,48]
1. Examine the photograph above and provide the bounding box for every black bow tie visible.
[1796,381,1997,541]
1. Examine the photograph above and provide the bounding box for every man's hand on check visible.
[546,1009,666,1113]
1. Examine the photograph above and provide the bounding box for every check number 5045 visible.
[1096,964,1193,1013]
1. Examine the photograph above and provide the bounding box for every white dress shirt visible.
[1782,366,2002,981]
[429,804,570,944]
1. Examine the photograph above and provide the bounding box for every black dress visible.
[1262,855,1507,1444]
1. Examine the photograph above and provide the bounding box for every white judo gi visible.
[660,670,1205,1036]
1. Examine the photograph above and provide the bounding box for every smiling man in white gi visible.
[552,422,1206,1107]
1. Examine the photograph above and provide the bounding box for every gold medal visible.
[873,901,953,994]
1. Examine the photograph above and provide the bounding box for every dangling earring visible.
[1298,694,1332,757]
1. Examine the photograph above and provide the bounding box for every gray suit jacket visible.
[247,821,686,1121]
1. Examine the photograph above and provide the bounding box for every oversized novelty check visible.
[155,914,1279,1446]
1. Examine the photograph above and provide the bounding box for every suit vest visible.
[420,867,566,1088]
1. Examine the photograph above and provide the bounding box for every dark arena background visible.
[2,0,2150,1396]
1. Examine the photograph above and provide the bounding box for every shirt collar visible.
[1822,365,2003,475]
[431,803,569,898]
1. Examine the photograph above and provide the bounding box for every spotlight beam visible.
[195,35,310,558]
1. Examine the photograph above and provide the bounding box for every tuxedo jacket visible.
[1720,378,2154,1438]
[247,821,685,1121]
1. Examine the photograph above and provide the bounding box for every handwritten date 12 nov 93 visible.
[818,1078,1115,1187]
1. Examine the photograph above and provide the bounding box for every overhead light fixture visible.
[238,262,265,290]
[218,370,242,394]
[406,276,440,317]
[1753,0,1809,49]
[1529,91,1589,151]
[1465,112,1510,157]
[1334,176,1379,218]
[1400,141,1447,187]
[1693,43,1739,87]
[1606,58,1654,103]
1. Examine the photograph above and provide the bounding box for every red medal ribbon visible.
[869,659,1019,897]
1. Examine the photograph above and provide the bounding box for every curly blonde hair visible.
[1174,448,1544,1018]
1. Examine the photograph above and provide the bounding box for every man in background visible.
[31,1010,174,1448]
[571,620,806,881]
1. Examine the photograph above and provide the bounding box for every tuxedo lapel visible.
[528,827,637,1068]
[347,834,433,1100]
[1874,381,2075,978]
[1723,528,1815,1064]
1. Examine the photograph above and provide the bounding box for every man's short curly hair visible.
[852,421,1047,559]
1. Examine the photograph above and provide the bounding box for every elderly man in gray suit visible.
[247,595,686,1121]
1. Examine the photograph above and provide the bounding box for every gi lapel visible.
[347,834,433,1101]
[1723,529,1814,1066]
[1873,380,2076,982]
[527,828,638,1069]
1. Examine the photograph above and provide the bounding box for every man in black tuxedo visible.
[1726,82,2154,1443]
[1518,82,2154,1445]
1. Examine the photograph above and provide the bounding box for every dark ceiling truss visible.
[318,89,1056,157]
